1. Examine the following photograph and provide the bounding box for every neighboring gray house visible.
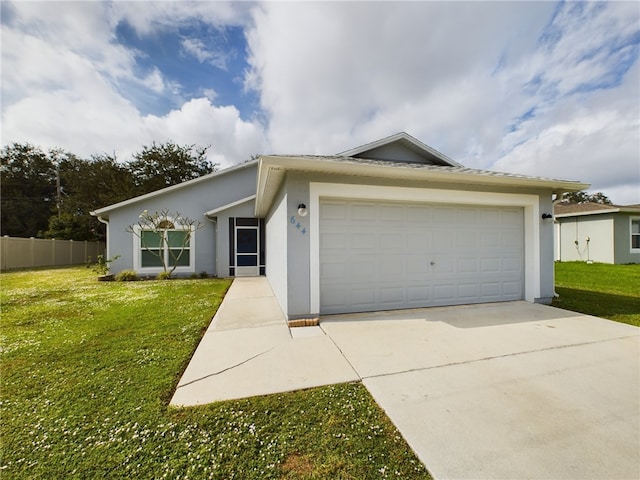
[92,132,588,319]
[554,202,640,264]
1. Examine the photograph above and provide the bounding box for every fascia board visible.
[254,155,589,217]
[261,155,589,191]
[555,208,622,218]
[205,195,256,217]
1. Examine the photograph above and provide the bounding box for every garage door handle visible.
[430,261,436,266]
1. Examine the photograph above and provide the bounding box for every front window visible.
[631,218,640,251]
[135,223,194,272]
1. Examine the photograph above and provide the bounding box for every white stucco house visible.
[554,202,640,264]
[92,132,588,319]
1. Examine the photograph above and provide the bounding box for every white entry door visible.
[319,200,524,314]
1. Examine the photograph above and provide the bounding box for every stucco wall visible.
[556,216,614,263]
[265,186,288,316]
[537,195,555,302]
[101,162,258,276]
[614,214,640,264]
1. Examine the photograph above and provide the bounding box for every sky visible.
[1,1,639,204]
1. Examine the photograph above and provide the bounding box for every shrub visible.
[156,271,172,280]
[87,254,120,276]
[199,271,209,279]
[115,270,138,282]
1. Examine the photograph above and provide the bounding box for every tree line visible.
[0,142,217,241]
[2,140,612,243]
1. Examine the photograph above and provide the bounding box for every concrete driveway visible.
[321,302,640,480]
[173,278,639,479]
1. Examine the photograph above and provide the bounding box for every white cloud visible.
[245,1,639,203]
[1,0,266,168]
[181,37,229,70]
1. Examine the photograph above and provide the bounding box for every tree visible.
[126,209,204,277]
[562,191,612,205]
[127,142,217,195]
[44,153,136,241]
[0,143,56,237]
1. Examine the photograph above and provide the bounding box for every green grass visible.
[553,262,640,327]
[0,267,430,479]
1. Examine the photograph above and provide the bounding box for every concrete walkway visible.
[171,278,640,479]
[170,277,359,405]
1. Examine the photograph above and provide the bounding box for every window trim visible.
[631,217,640,253]
[132,223,196,274]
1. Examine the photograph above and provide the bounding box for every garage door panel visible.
[320,200,524,314]
[458,283,479,299]
[433,230,456,250]
[351,232,377,250]
[351,288,376,307]
[352,203,378,221]
[379,259,403,277]
[433,284,456,301]
[380,233,404,249]
[380,287,404,304]
[457,258,478,273]
[320,232,348,249]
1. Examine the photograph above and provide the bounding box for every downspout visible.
[96,215,110,259]
[552,191,565,298]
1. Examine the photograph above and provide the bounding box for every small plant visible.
[87,254,120,276]
[199,271,209,279]
[115,270,138,282]
[156,271,172,280]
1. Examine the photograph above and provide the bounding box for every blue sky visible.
[1,1,639,203]
[113,19,259,118]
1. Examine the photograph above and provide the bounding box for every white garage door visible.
[319,200,524,314]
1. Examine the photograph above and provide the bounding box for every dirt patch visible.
[280,453,316,477]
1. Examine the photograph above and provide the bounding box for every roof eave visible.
[255,155,589,216]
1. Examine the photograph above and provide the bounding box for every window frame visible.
[133,222,196,274]
[631,217,640,253]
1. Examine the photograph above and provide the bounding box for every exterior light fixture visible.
[297,203,308,217]
[541,213,553,223]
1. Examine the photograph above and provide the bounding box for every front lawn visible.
[0,267,430,479]
[553,262,640,327]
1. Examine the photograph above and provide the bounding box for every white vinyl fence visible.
[0,236,105,271]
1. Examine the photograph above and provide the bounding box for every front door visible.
[235,225,259,276]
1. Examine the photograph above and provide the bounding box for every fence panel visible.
[0,236,106,270]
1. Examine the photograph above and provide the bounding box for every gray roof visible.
[269,154,585,185]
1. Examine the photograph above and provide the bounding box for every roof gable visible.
[338,132,462,167]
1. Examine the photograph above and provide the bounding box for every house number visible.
[290,215,307,235]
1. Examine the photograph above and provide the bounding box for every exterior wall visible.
[265,186,288,316]
[101,163,257,276]
[556,215,614,263]
[356,143,434,164]
[276,170,554,318]
[614,214,640,264]
[537,195,555,303]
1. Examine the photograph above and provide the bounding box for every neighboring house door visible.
[229,218,265,276]
[319,200,524,314]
